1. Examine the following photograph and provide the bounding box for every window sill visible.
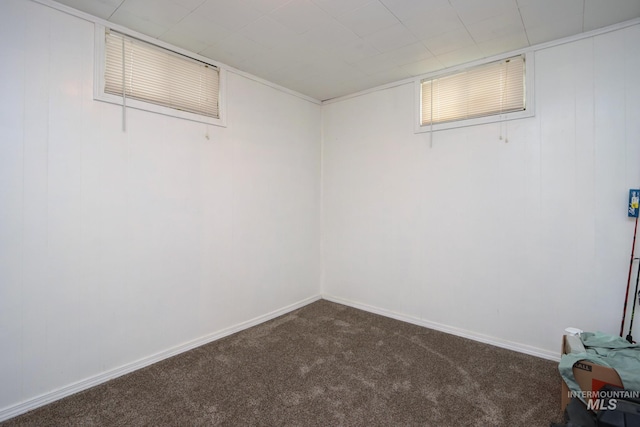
[413,108,534,134]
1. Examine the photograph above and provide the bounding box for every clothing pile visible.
[554,332,640,427]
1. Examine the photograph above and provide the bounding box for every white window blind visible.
[104,30,219,119]
[421,55,525,126]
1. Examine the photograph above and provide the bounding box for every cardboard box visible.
[560,335,624,411]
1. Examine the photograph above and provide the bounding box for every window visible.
[94,26,225,126]
[416,54,533,132]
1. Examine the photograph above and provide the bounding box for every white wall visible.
[322,23,640,358]
[0,0,320,415]
[2,0,640,419]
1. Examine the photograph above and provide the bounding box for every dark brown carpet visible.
[3,300,563,426]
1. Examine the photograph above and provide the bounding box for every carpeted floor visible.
[3,300,563,426]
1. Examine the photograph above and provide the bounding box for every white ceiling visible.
[55,0,640,101]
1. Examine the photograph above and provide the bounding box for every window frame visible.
[94,24,226,127]
[414,51,534,133]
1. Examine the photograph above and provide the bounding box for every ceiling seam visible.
[445,0,477,52]
[107,0,126,20]
[156,0,209,40]
[378,0,435,58]
[515,0,531,46]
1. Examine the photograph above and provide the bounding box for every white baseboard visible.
[0,294,322,423]
[322,294,561,362]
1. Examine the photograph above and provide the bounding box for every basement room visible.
[2,0,640,425]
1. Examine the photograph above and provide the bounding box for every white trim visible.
[323,17,640,106]
[0,294,322,423]
[227,70,321,105]
[322,294,561,362]
[32,0,321,106]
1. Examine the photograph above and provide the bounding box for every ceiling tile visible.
[169,0,207,11]
[234,47,293,76]
[332,39,381,64]
[476,32,529,57]
[109,9,169,37]
[337,1,399,37]
[583,0,640,31]
[194,0,264,31]
[379,42,433,65]
[240,16,303,49]
[525,13,584,45]
[281,80,334,100]
[422,28,476,57]
[54,0,122,19]
[266,59,325,85]
[451,0,518,24]
[322,61,372,81]
[362,23,419,53]
[118,0,191,27]
[435,44,485,67]
[269,0,337,34]
[159,30,209,54]
[356,66,413,88]
[302,18,361,50]
[285,61,370,99]
[465,10,525,43]
[313,79,371,99]
[402,5,464,41]
[400,56,445,76]
[518,0,584,29]
[380,0,451,22]
[352,42,432,75]
[294,67,375,100]
[310,0,371,17]
[239,0,293,14]
[199,33,264,68]
[49,0,640,100]
[351,54,400,75]
[158,12,231,50]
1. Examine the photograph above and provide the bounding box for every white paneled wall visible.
[322,24,640,358]
[0,0,320,415]
[2,0,640,420]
